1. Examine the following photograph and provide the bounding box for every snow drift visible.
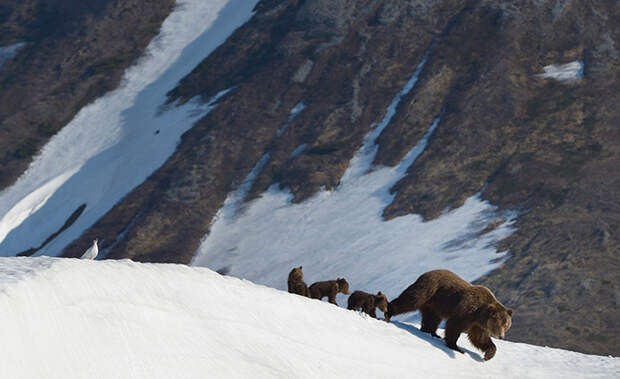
[0,257,617,378]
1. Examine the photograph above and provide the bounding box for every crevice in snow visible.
[16,203,87,257]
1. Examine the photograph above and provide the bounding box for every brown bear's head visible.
[336,278,350,294]
[288,266,304,281]
[482,304,514,339]
[375,291,388,313]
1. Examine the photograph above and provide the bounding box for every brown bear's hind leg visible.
[444,318,466,354]
[420,307,442,338]
[468,326,497,360]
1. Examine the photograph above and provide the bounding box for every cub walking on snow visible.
[347,290,388,319]
[309,278,350,305]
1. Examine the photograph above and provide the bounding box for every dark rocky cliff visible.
[2,0,618,355]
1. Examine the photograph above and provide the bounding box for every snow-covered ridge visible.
[0,0,259,257]
[0,257,617,378]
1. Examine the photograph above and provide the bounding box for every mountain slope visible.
[0,0,259,257]
[0,257,617,379]
[0,0,175,191]
[0,0,617,356]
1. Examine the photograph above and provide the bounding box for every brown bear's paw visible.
[484,345,497,361]
[446,343,465,354]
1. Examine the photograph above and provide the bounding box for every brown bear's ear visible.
[507,308,514,316]
[377,291,382,295]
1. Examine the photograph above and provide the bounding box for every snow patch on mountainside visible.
[0,0,259,257]
[0,257,617,379]
[538,60,584,82]
[194,53,515,311]
[0,42,24,68]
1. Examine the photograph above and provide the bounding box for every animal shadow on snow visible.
[390,320,484,362]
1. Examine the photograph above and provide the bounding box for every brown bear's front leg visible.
[444,318,465,354]
[420,307,442,338]
[367,307,377,319]
[328,289,338,305]
[467,326,497,360]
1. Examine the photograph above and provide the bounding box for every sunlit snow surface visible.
[194,54,516,311]
[0,0,259,256]
[1,258,617,379]
[538,60,584,82]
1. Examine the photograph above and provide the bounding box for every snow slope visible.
[0,257,617,379]
[0,0,259,256]
[193,53,516,310]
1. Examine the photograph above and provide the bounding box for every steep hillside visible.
[0,0,617,356]
[1,257,617,378]
[0,0,175,190]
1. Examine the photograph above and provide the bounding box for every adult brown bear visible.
[287,266,310,297]
[385,270,513,361]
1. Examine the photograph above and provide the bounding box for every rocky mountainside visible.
[1,0,618,356]
[0,0,174,190]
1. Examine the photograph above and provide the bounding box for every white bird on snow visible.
[81,239,99,260]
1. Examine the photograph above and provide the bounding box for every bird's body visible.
[81,239,99,260]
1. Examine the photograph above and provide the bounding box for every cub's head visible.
[336,278,350,295]
[375,291,388,313]
[288,266,304,281]
[482,304,514,339]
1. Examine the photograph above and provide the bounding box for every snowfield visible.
[193,52,515,310]
[0,0,259,257]
[0,257,617,379]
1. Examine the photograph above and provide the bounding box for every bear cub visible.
[347,290,388,319]
[287,266,310,297]
[385,269,513,361]
[309,278,350,305]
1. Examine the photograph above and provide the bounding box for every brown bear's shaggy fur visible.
[287,266,310,297]
[347,290,388,319]
[385,270,513,361]
[309,278,350,305]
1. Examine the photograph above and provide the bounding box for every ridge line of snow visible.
[1,257,618,378]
